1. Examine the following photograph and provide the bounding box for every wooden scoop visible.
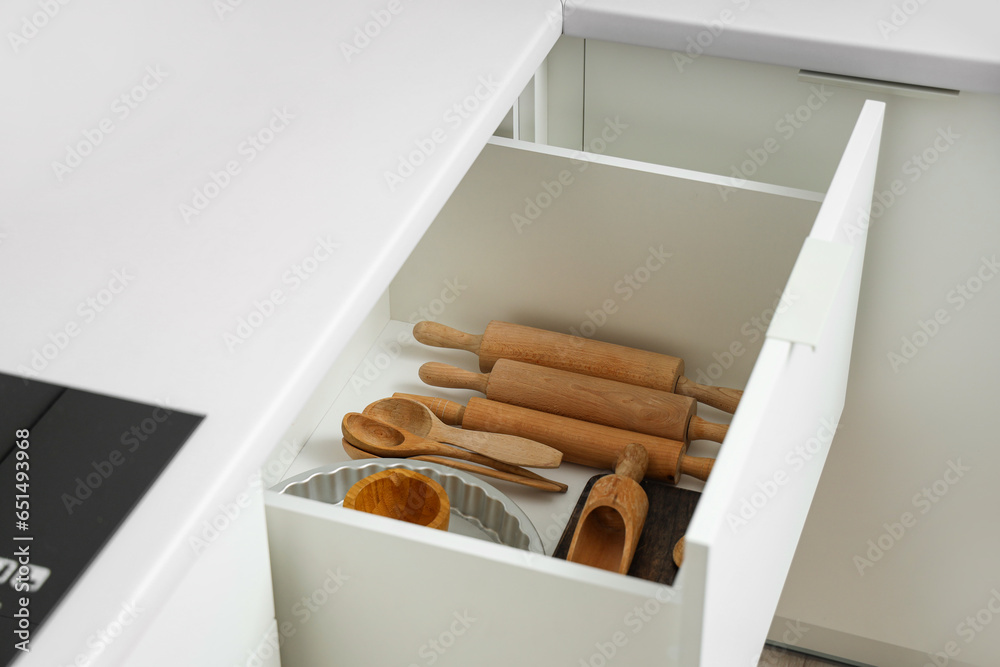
[419,360,728,444]
[341,416,568,493]
[414,320,742,414]
[363,397,561,469]
[566,443,649,574]
[394,393,715,485]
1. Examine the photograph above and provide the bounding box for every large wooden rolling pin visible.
[393,393,715,484]
[414,321,742,414]
[419,359,728,444]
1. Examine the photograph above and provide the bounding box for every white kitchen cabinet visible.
[3,0,990,664]
[262,46,884,660]
[554,38,1000,667]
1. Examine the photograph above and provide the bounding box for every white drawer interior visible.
[264,101,883,666]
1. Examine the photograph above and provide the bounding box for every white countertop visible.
[564,0,1000,93]
[2,0,995,664]
[0,0,558,663]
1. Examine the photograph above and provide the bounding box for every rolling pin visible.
[393,393,715,484]
[418,359,728,444]
[414,320,742,414]
[566,443,649,574]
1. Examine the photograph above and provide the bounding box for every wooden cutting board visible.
[552,475,701,586]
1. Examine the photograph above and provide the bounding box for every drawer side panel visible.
[682,100,884,666]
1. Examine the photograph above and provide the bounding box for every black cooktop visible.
[0,372,203,663]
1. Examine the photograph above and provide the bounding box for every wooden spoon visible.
[364,397,562,469]
[343,413,566,490]
[566,443,649,574]
[340,439,567,493]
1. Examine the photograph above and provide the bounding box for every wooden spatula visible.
[418,359,728,444]
[414,320,742,414]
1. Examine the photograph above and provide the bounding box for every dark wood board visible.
[552,474,702,586]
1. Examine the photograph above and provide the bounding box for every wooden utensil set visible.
[340,319,741,575]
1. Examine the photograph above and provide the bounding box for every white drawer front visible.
[682,100,884,666]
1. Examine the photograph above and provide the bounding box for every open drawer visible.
[263,99,884,666]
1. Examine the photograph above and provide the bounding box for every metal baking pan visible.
[272,459,544,553]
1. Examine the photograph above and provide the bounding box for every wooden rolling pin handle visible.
[687,416,728,444]
[615,444,649,483]
[419,362,489,394]
[674,376,743,415]
[672,537,684,567]
[413,321,483,355]
[392,393,466,425]
[680,456,715,482]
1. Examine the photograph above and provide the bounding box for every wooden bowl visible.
[343,469,450,531]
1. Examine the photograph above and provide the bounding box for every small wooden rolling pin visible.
[414,321,742,414]
[394,393,715,484]
[418,359,728,444]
